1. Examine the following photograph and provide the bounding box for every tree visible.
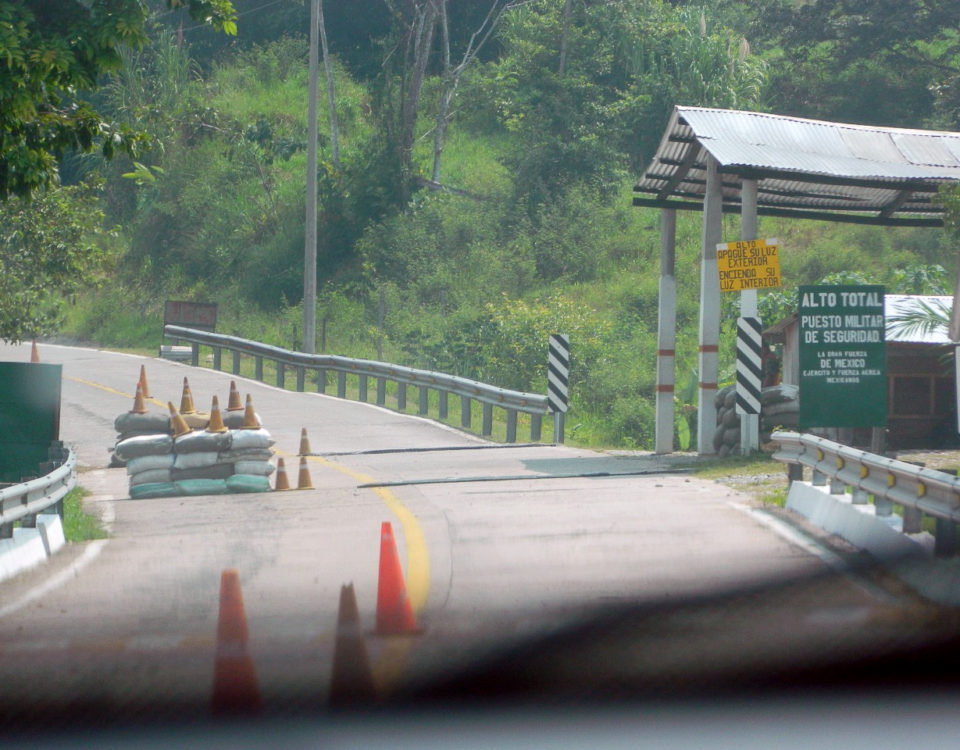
[0,0,236,200]
[0,183,112,341]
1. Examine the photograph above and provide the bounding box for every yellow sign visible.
[716,238,781,292]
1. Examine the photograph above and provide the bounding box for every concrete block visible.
[37,513,65,556]
[0,528,49,583]
[786,481,926,561]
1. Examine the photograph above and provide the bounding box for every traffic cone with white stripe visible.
[138,365,151,399]
[211,569,262,716]
[273,457,291,491]
[180,377,196,415]
[130,384,148,415]
[206,395,228,433]
[226,380,243,411]
[168,401,191,438]
[376,522,419,635]
[298,428,312,456]
[329,583,376,707]
[240,395,261,429]
[296,456,314,490]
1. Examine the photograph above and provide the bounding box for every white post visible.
[303,0,319,354]
[656,209,677,454]
[698,156,722,454]
[740,179,760,454]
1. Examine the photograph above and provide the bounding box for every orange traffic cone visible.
[240,395,261,429]
[273,457,291,491]
[211,569,262,716]
[207,395,228,433]
[179,377,196,415]
[329,583,376,707]
[30,341,39,363]
[138,365,151,399]
[130,384,148,415]
[296,456,314,490]
[168,401,192,438]
[226,380,243,411]
[376,522,418,635]
[298,428,312,456]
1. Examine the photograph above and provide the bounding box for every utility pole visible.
[303,0,319,354]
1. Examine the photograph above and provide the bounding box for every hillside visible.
[15,1,960,449]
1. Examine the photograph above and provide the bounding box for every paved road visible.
[0,342,942,724]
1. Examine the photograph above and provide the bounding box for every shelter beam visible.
[698,155,722,454]
[655,208,677,453]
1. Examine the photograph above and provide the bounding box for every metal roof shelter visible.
[635,106,960,455]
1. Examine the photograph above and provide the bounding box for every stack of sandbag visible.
[712,385,741,457]
[760,384,800,436]
[111,407,170,467]
[115,398,275,499]
[713,383,802,456]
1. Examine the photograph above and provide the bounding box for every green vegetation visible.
[62,487,108,542]
[6,1,960,450]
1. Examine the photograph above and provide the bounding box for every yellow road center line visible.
[67,376,167,409]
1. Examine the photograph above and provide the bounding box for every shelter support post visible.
[655,208,677,454]
[697,156,722,454]
[740,179,760,455]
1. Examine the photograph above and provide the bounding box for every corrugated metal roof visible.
[634,107,960,226]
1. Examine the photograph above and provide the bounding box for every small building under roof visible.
[765,296,956,450]
[634,106,960,454]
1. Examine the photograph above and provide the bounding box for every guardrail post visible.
[935,519,958,557]
[531,413,542,442]
[255,356,263,381]
[359,374,368,403]
[482,403,493,436]
[874,495,893,517]
[337,372,347,399]
[419,386,429,416]
[506,410,517,443]
[276,363,285,389]
[317,369,327,394]
[191,343,199,367]
[851,487,869,505]
[553,412,565,444]
[296,366,305,392]
[902,508,923,534]
[829,476,845,495]
[0,524,11,540]
[213,346,222,371]
[461,396,471,428]
[811,470,826,486]
[397,383,407,410]
[787,463,803,485]
[438,391,448,419]
[376,377,386,406]
[232,350,241,375]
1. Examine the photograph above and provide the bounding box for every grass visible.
[686,452,792,507]
[62,487,108,542]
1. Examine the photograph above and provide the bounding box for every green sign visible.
[798,285,886,429]
[0,362,62,483]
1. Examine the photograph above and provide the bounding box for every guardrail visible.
[164,325,558,443]
[772,430,959,556]
[0,443,76,539]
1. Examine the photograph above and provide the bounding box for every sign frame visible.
[716,238,781,293]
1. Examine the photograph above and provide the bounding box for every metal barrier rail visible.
[164,325,558,443]
[0,445,76,538]
[772,430,960,555]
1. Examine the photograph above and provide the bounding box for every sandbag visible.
[129,468,172,487]
[720,407,740,429]
[174,478,228,496]
[129,482,180,499]
[723,387,737,409]
[762,400,800,418]
[115,434,173,461]
[183,412,210,430]
[218,448,273,462]
[114,411,170,435]
[223,412,261,430]
[171,464,234,481]
[229,428,274,451]
[722,427,741,445]
[126,453,176,475]
[118,431,171,443]
[761,384,799,405]
[233,460,275,477]
[173,451,221,471]
[226,474,272,494]
[174,430,233,454]
[714,385,735,409]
